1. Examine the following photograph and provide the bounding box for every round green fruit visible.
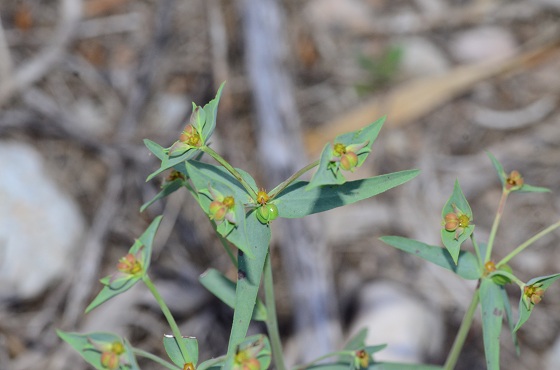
[256,204,279,224]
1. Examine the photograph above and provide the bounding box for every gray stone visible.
[450,26,517,64]
[398,37,451,78]
[0,141,84,299]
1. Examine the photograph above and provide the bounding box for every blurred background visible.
[1,0,560,369]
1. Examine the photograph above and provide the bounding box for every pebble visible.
[398,36,451,78]
[0,141,84,299]
[449,26,517,64]
[348,281,444,363]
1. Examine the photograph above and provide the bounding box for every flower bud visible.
[340,152,359,171]
[209,200,228,221]
[505,170,524,190]
[444,213,459,231]
[524,284,545,305]
[100,351,120,370]
[179,124,202,147]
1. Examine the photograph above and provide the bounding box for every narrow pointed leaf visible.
[380,236,481,280]
[276,170,419,218]
[201,82,225,141]
[500,287,519,354]
[514,273,560,332]
[441,180,474,264]
[517,184,550,193]
[146,149,198,182]
[343,328,368,350]
[163,335,198,367]
[199,268,267,321]
[487,152,506,187]
[227,215,271,356]
[479,279,504,370]
[141,179,184,212]
[308,117,385,189]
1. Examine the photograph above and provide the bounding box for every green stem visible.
[443,288,480,370]
[142,274,191,365]
[202,145,257,198]
[263,252,286,370]
[497,219,560,267]
[133,347,182,370]
[470,234,483,270]
[485,190,510,262]
[269,160,320,198]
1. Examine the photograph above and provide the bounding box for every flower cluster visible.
[88,339,129,370]
[330,141,368,172]
[523,283,545,307]
[443,204,472,240]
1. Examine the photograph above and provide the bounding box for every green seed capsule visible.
[256,204,279,224]
[492,264,513,286]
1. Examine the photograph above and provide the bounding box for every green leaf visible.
[197,358,225,370]
[500,286,519,355]
[163,335,198,367]
[141,179,184,212]
[514,273,560,332]
[146,149,198,182]
[441,180,474,264]
[308,117,385,189]
[57,330,139,370]
[276,170,419,218]
[185,160,256,257]
[85,216,163,313]
[380,236,481,280]
[144,139,167,161]
[517,184,551,193]
[227,215,271,356]
[487,152,506,188]
[201,82,225,142]
[479,279,504,370]
[199,268,267,321]
[343,328,368,350]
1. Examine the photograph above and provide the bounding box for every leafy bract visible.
[145,83,225,182]
[514,273,560,332]
[57,330,139,370]
[227,214,271,356]
[162,335,198,367]
[380,236,481,280]
[140,178,184,212]
[185,160,256,257]
[276,170,419,218]
[487,151,550,193]
[343,328,368,350]
[304,363,442,370]
[308,117,385,189]
[199,268,267,321]
[85,216,162,313]
[441,180,474,264]
[479,279,504,370]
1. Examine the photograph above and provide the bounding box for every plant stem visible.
[443,288,480,370]
[269,159,320,198]
[142,274,191,365]
[497,219,560,267]
[133,347,182,370]
[470,234,483,270]
[485,190,509,262]
[263,252,286,370]
[202,145,257,197]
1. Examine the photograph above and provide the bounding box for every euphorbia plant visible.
[58,83,560,370]
[58,82,423,370]
[381,152,560,370]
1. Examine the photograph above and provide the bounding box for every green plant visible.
[381,153,559,370]
[58,83,560,370]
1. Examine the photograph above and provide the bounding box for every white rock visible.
[450,27,517,64]
[0,142,84,299]
[348,281,444,363]
[398,37,451,78]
